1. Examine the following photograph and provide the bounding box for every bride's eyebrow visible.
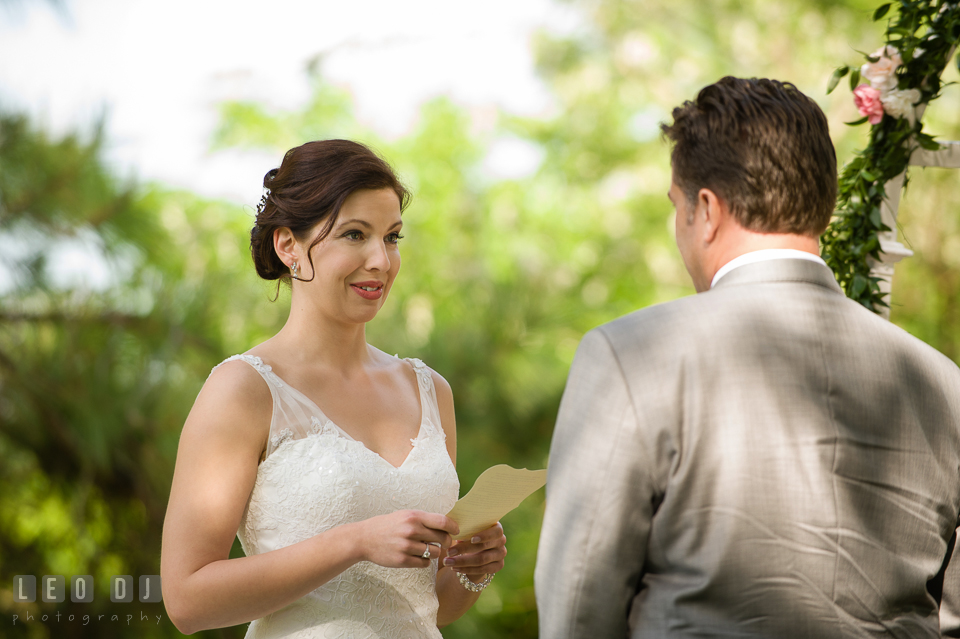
[337,218,371,229]
[337,219,403,231]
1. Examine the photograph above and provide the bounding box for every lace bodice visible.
[211,354,460,639]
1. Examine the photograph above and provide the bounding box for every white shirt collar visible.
[710,249,827,289]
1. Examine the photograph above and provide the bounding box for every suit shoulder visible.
[832,295,959,372]
[592,294,705,347]
[875,313,960,381]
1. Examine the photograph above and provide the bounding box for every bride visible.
[160,139,507,638]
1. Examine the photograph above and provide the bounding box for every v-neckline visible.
[264,357,427,471]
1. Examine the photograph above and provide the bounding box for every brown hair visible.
[660,76,837,235]
[250,139,411,283]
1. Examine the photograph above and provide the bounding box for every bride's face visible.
[297,187,403,324]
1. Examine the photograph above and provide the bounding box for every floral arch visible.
[821,1,960,318]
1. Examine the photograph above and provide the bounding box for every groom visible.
[535,76,960,638]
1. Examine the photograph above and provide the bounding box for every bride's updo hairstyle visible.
[250,139,410,284]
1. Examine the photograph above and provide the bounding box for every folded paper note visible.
[446,464,547,540]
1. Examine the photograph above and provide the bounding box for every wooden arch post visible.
[871,100,960,320]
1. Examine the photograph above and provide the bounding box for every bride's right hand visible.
[356,510,460,568]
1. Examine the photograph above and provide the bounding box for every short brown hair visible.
[660,77,837,235]
[250,139,410,282]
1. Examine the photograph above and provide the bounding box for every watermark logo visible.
[12,575,162,603]
[11,575,165,627]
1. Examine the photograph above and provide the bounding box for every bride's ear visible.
[273,227,299,269]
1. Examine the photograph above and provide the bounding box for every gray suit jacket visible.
[535,259,960,638]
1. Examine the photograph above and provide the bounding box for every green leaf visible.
[873,295,890,309]
[851,274,868,298]
[860,170,877,182]
[849,68,862,90]
[827,66,850,94]
[869,206,882,228]
[916,134,941,151]
[872,3,891,20]
[845,116,869,126]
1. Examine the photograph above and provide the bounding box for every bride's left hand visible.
[441,522,507,579]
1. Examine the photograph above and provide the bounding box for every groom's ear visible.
[696,187,727,245]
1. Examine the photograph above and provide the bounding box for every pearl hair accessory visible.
[256,191,269,217]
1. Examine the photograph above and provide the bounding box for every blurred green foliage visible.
[1,0,958,637]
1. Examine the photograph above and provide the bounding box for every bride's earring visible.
[291,261,299,280]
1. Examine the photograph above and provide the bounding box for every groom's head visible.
[660,77,837,290]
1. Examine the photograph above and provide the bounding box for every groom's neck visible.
[702,227,821,286]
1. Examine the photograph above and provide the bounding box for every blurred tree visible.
[0,112,284,637]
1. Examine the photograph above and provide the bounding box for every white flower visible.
[880,88,921,124]
[861,45,902,92]
[913,48,925,59]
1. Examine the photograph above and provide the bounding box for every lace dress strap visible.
[403,357,444,437]
[210,354,277,380]
[406,357,432,386]
[209,354,294,463]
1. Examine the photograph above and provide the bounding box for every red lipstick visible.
[350,281,384,300]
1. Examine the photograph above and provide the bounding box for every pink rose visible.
[853,84,884,125]
[860,45,902,92]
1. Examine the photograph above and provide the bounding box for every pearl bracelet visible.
[458,572,494,592]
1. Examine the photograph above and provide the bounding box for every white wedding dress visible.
[211,354,460,639]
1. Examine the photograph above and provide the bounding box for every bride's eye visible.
[343,230,363,241]
[386,233,404,245]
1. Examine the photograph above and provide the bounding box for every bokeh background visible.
[1,0,958,637]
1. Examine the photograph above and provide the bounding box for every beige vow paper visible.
[446,464,547,540]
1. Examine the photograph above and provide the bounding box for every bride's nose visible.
[364,238,393,271]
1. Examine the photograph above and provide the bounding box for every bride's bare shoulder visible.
[182,356,272,458]
[202,358,272,409]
